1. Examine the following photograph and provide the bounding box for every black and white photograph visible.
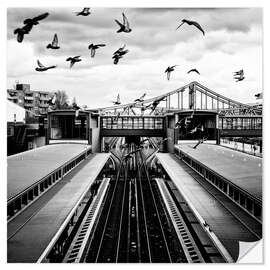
[2,0,267,265]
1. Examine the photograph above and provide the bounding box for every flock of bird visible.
[13,8,213,79]
[14,7,260,112]
[14,8,133,70]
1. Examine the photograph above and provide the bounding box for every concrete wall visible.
[91,128,101,152]
[90,114,101,153]
[166,128,175,153]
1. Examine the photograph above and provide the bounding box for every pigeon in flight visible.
[193,137,207,149]
[112,94,121,105]
[134,93,146,103]
[165,65,178,80]
[150,96,166,112]
[112,54,123,65]
[188,68,200,75]
[23,12,49,32]
[176,19,205,35]
[14,12,49,42]
[14,27,29,43]
[235,76,245,82]
[47,34,60,49]
[141,103,152,113]
[35,60,56,72]
[88,43,106,57]
[115,13,132,33]
[48,93,57,107]
[255,93,263,99]
[66,56,82,68]
[113,45,129,57]
[233,69,244,76]
[112,45,129,64]
[175,118,185,129]
[233,69,245,82]
[76,8,91,16]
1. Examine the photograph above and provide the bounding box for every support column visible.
[216,114,220,145]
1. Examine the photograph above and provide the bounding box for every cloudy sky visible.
[7,7,262,108]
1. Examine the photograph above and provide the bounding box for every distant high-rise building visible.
[7,83,54,115]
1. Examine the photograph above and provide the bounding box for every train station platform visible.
[8,144,91,201]
[156,153,261,262]
[175,143,262,202]
[8,153,110,263]
[7,144,92,219]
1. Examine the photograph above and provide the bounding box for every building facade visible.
[7,83,54,115]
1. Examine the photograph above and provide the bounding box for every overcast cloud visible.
[7,7,262,107]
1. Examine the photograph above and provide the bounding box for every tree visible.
[54,90,69,109]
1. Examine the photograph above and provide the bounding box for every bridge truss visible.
[93,81,262,117]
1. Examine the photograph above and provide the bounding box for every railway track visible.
[77,142,189,262]
[62,139,218,263]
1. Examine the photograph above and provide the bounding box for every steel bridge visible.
[92,81,262,142]
[96,81,262,116]
[45,81,262,152]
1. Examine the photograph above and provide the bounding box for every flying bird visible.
[134,93,146,103]
[48,93,57,107]
[233,69,245,82]
[112,45,129,64]
[23,12,49,31]
[112,54,122,65]
[141,103,152,113]
[115,13,132,33]
[176,19,205,35]
[193,137,207,149]
[35,60,56,72]
[149,96,166,113]
[14,27,28,42]
[47,34,60,49]
[76,8,91,16]
[113,45,129,57]
[112,94,121,105]
[188,68,200,75]
[235,76,245,82]
[233,69,244,76]
[189,126,198,134]
[66,56,82,68]
[88,43,106,57]
[175,118,185,128]
[165,65,177,80]
[255,93,263,99]
[14,12,49,42]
